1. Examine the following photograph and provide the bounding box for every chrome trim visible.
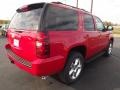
[6,48,32,68]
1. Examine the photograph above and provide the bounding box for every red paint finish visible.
[5,2,113,76]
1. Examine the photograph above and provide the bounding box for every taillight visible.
[36,32,50,58]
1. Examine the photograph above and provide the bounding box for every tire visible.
[58,51,84,84]
[104,42,113,56]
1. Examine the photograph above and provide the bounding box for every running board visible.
[85,51,105,63]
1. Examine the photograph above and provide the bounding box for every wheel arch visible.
[67,45,87,60]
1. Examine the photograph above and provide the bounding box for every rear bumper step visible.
[5,44,65,76]
[6,46,32,68]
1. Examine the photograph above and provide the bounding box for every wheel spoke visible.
[73,71,77,78]
[69,68,75,76]
[74,59,79,65]
[108,43,112,54]
[69,58,82,80]
[70,71,76,79]
[75,67,81,77]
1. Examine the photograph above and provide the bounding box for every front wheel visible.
[104,42,113,56]
[58,52,84,84]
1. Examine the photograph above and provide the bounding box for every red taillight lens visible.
[36,32,50,58]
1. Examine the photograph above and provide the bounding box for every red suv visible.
[5,2,114,84]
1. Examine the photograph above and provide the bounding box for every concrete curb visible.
[113,34,120,38]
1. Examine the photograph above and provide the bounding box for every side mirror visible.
[107,26,113,31]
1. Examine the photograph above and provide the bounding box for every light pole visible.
[76,0,78,8]
[91,0,93,13]
[65,0,66,4]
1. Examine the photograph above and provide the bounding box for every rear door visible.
[83,14,101,59]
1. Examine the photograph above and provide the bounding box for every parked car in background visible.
[0,26,2,35]
[1,24,9,36]
[5,2,114,84]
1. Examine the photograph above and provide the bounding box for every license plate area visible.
[13,39,19,47]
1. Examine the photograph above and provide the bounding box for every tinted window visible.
[44,5,78,30]
[9,7,43,30]
[84,15,94,31]
[95,17,105,31]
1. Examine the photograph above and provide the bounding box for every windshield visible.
[9,8,43,30]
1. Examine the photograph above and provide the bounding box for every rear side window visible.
[84,14,94,31]
[43,5,78,30]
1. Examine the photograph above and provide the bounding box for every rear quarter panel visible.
[48,12,88,69]
[48,30,87,65]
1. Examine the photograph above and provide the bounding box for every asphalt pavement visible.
[0,36,120,90]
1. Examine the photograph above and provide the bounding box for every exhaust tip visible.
[10,60,14,64]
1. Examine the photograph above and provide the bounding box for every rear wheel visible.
[104,42,113,56]
[58,52,84,84]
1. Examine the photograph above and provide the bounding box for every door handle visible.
[84,34,89,38]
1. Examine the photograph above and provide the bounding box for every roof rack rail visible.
[51,2,90,13]
[52,2,79,9]
[80,9,90,13]
[51,2,63,4]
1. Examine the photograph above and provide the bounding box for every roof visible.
[51,2,91,14]
[17,2,91,14]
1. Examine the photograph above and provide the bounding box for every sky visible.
[0,0,120,24]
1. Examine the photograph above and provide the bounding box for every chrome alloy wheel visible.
[69,58,82,80]
[108,43,112,55]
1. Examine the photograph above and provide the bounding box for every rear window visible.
[9,3,45,30]
[43,4,78,30]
